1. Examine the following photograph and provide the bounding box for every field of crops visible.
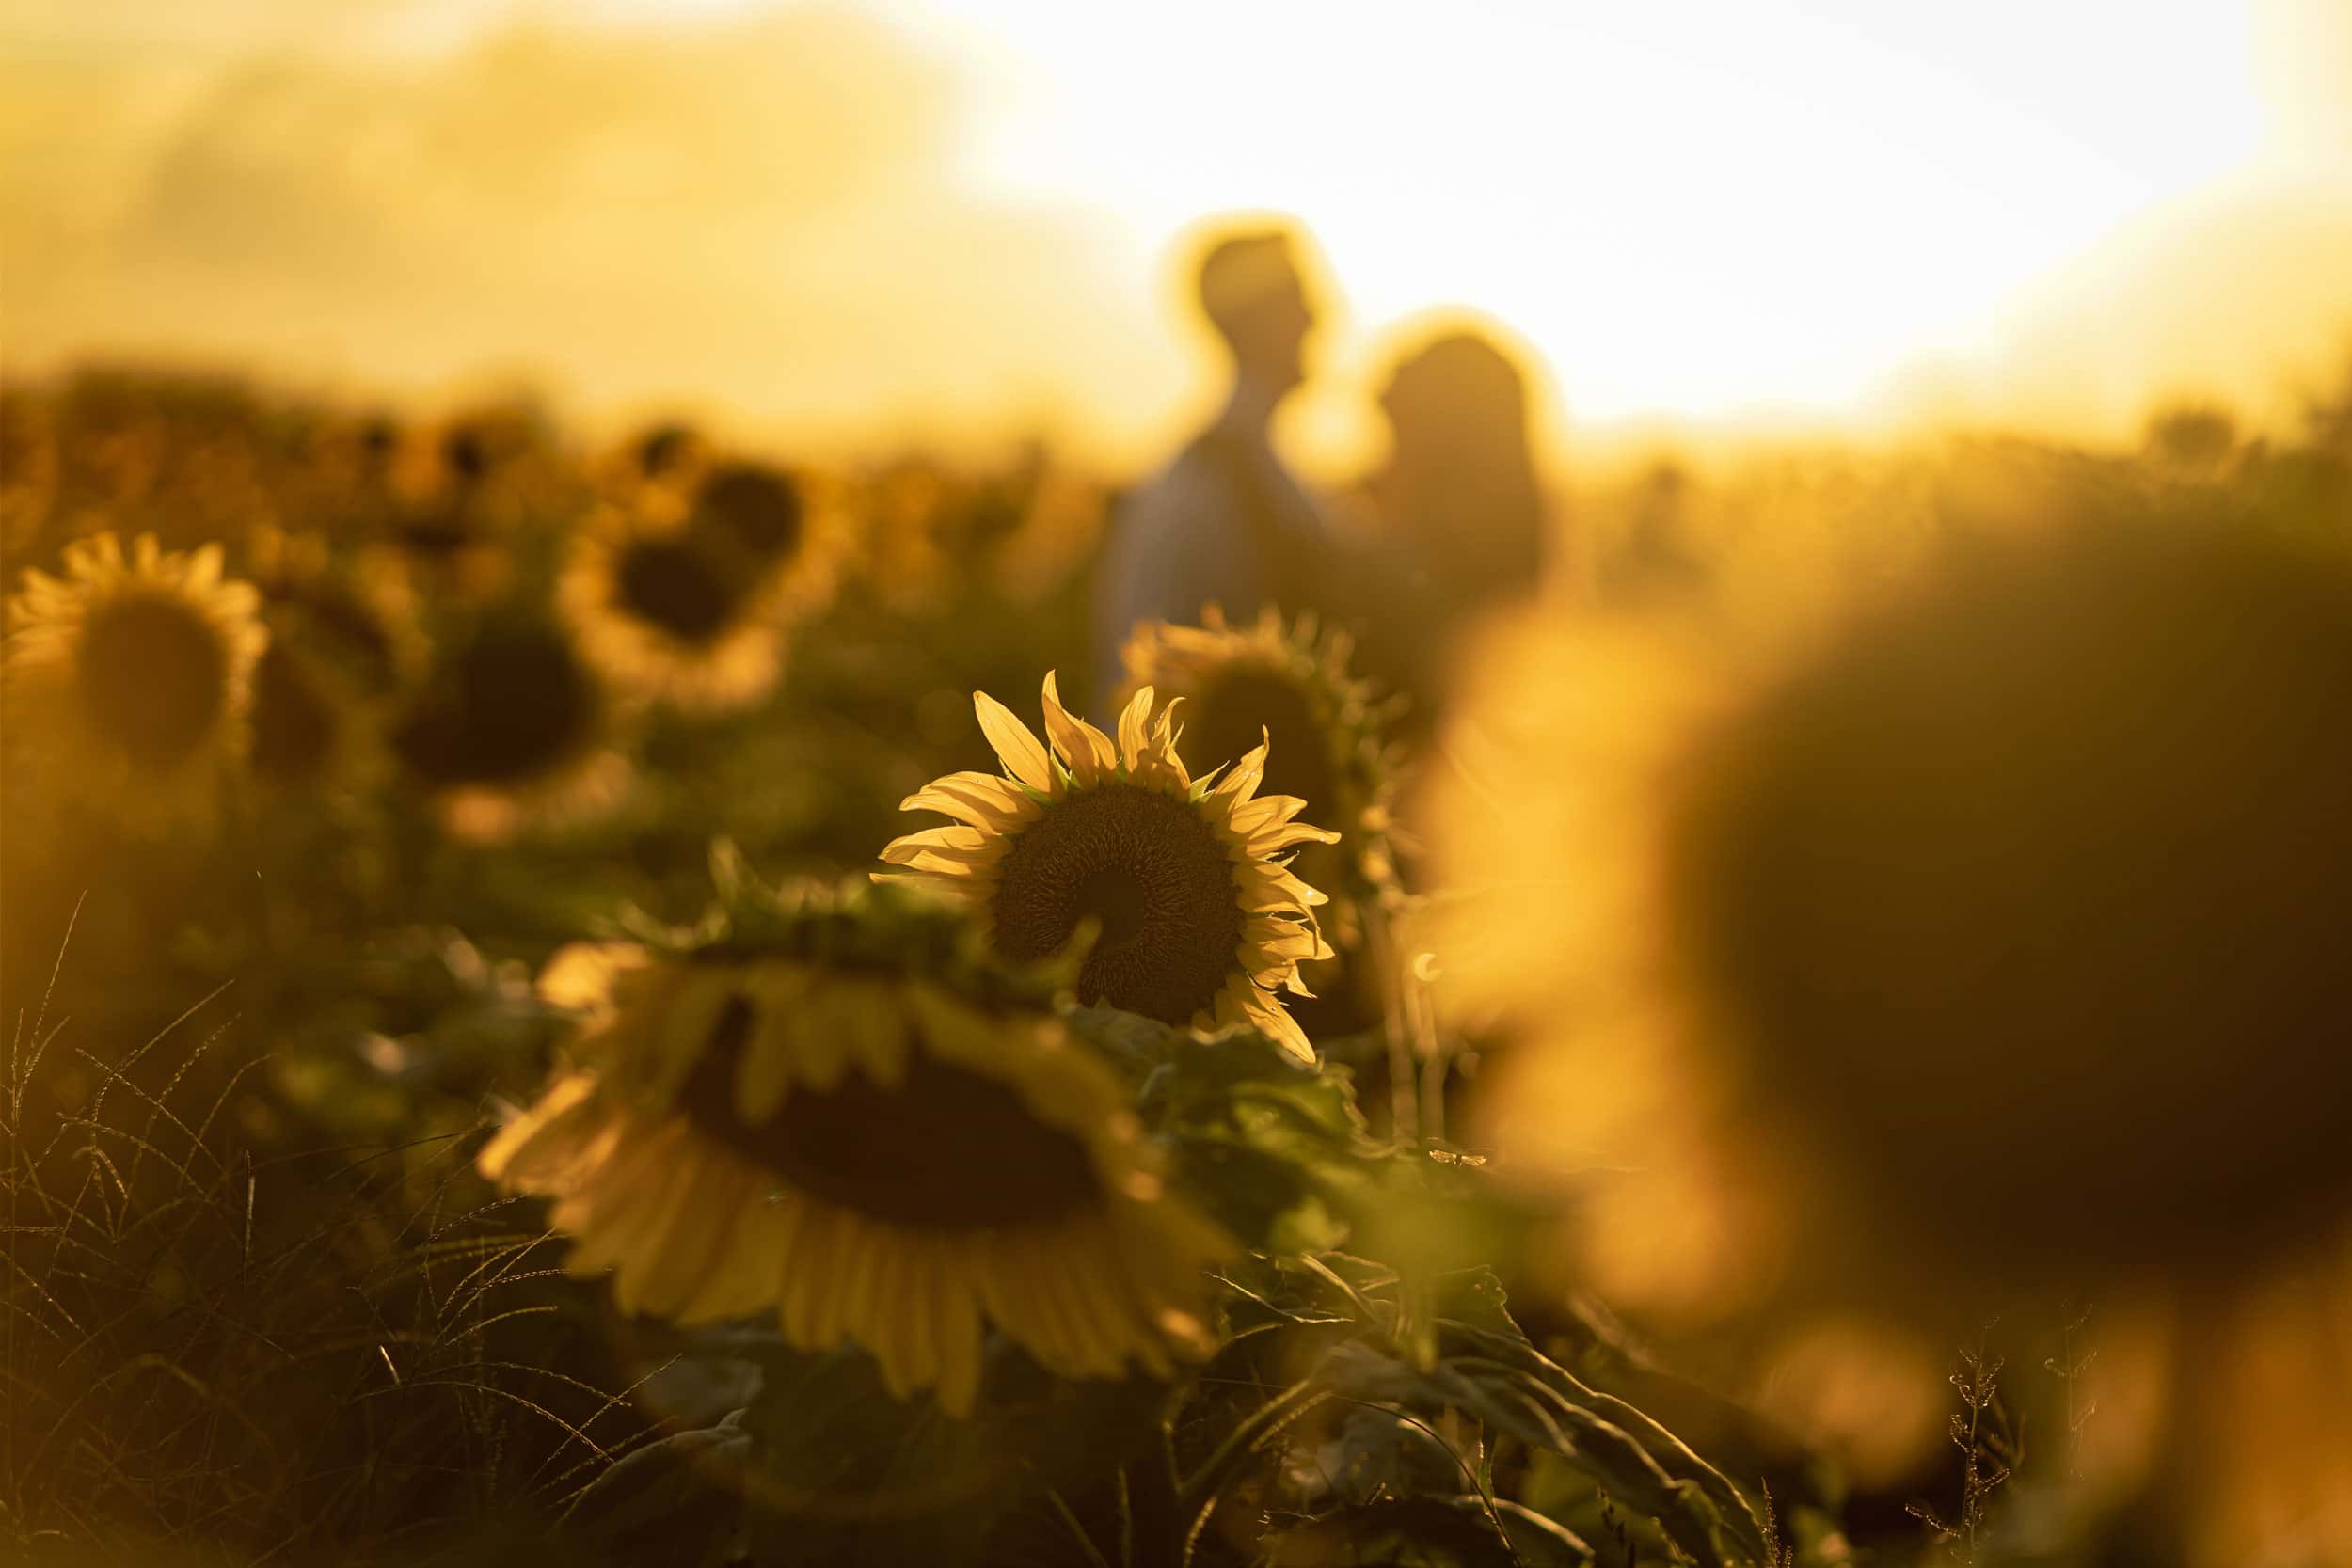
[5,365,2351,1567]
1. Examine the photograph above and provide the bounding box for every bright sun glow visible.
[4,0,2341,458]
[926,0,2266,423]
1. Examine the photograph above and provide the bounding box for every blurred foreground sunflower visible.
[1435,518,2352,1561]
[559,516,785,713]
[390,610,628,841]
[5,531,267,833]
[480,882,1230,1416]
[879,674,1336,1061]
[1118,606,1403,930]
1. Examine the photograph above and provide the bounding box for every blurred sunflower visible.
[682,460,840,622]
[848,460,957,609]
[244,630,387,801]
[1118,606,1404,935]
[246,525,422,697]
[880,674,1336,1061]
[480,886,1231,1416]
[624,420,709,489]
[558,516,784,714]
[1,389,58,555]
[370,414,549,600]
[1435,519,2352,1560]
[5,531,267,833]
[390,611,627,841]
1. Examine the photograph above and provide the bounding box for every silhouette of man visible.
[1093,226,1329,706]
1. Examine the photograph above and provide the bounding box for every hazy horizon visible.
[6,0,2350,472]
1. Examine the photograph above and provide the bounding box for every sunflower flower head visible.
[479,876,1232,1417]
[681,459,842,626]
[559,512,785,714]
[390,609,628,841]
[1437,517,2352,1560]
[1118,605,1406,927]
[244,629,390,803]
[5,531,268,834]
[879,673,1339,1062]
[246,524,422,697]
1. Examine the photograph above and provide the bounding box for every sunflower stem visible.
[1366,903,1419,1147]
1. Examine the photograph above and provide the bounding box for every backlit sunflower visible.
[390,610,628,841]
[479,884,1231,1417]
[1117,605,1404,933]
[558,515,784,713]
[1435,519,2352,1560]
[682,460,841,624]
[879,674,1336,1062]
[5,531,267,834]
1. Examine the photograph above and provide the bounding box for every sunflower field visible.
[6,365,2352,1568]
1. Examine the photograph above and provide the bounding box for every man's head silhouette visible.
[1196,229,1315,395]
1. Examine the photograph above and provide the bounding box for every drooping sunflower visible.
[479,882,1232,1417]
[389,610,628,841]
[558,515,784,714]
[1117,606,1404,933]
[1435,517,2352,1560]
[5,531,268,834]
[879,674,1336,1062]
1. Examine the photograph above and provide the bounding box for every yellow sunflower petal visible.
[1041,670,1117,784]
[974,689,1055,792]
[1212,736,1271,802]
[878,824,997,875]
[900,770,1035,832]
[1115,685,1157,770]
[680,1190,788,1324]
[933,1243,985,1416]
[1249,817,1343,853]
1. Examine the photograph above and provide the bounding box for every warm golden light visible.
[4,0,2346,456]
[7,8,2350,1565]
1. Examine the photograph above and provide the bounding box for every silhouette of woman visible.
[1357,326,1554,739]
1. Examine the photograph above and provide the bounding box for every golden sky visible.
[4,0,2348,465]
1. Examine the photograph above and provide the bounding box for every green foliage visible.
[10,362,2347,1565]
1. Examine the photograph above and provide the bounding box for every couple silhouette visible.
[1092,222,1549,730]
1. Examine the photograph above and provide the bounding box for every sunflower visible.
[682,460,841,624]
[1117,606,1404,929]
[621,420,710,489]
[367,413,553,601]
[1,388,58,556]
[479,889,1232,1417]
[558,514,785,713]
[389,610,628,841]
[1434,518,2352,1560]
[5,531,268,834]
[879,674,1336,1062]
[244,627,389,802]
[246,524,422,697]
